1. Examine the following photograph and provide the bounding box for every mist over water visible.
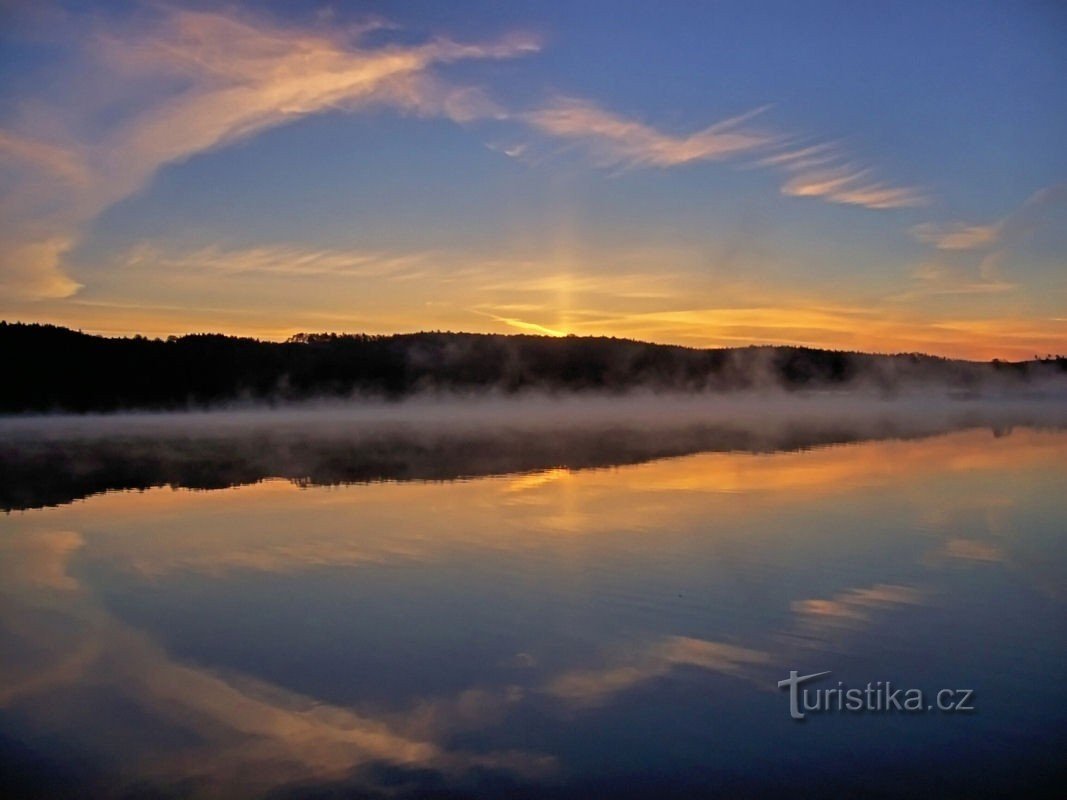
[2,391,1066,798]
[3,390,1066,511]
[5,386,1067,433]
[2,0,1064,793]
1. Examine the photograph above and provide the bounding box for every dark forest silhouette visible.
[0,416,1040,512]
[2,321,1064,413]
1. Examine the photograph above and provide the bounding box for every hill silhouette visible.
[1,321,1064,413]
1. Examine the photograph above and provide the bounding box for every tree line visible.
[1,321,1062,413]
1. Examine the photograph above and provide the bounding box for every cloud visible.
[487,140,529,158]
[0,130,89,186]
[793,583,924,620]
[938,538,1005,563]
[910,182,1067,251]
[0,7,538,300]
[897,262,1016,298]
[475,270,680,299]
[544,636,769,708]
[121,241,432,280]
[752,138,929,209]
[532,301,1065,360]
[0,236,82,300]
[911,222,1002,251]
[0,528,85,592]
[519,100,924,211]
[907,182,1066,292]
[0,524,555,796]
[756,142,838,170]
[826,182,929,210]
[0,3,942,309]
[514,97,923,214]
[475,311,567,336]
[790,584,925,642]
[523,97,778,168]
[779,162,927,209]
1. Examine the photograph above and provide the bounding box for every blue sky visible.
[1,0,1065,357]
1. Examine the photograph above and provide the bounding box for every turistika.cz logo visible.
[777,671,975,720]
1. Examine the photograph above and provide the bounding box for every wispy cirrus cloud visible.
[911,182,1067,252]
[783,171,928,209]
[518,98,926,210]
[896,262,1016,299]
[0,7,538,300]
[767,141,928,209]
[907,182,1066,293]
[1,3,939,309]
[505,302,1067,360]
[910,222,1002,251]
[0,130,89,187]
[756,142,838,170]
[121,242,433,280]
[522,97,779,168]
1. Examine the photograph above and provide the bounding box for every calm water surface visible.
[1,420,1065,798]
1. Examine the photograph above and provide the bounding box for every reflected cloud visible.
[3,397,1066,513]
[939,538,1005,563]
[0,528,83,591]
[505,468,573,494]
[792,584,926,631]
[544,636,769,709]
[0,527,555,798]
[917,495,1066,599]
[2,426,1066,795]
[781,583,931,656]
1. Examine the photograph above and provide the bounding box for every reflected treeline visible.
[4,397,1066,511]
[3,322,1066,412]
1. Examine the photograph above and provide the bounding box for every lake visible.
[1,397,1065,798]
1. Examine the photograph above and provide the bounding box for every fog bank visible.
[3,391,1066,511]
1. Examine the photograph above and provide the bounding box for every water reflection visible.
[3,393,1065,511]
[2,416,1066,797]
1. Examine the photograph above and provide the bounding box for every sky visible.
[0,0,1065,359]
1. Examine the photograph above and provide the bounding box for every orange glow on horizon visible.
[9,428,1064,576]
[5,300,1064,362]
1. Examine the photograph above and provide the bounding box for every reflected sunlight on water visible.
[1,427,1065,797]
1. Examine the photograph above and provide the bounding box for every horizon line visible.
[4,319,1064,366]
